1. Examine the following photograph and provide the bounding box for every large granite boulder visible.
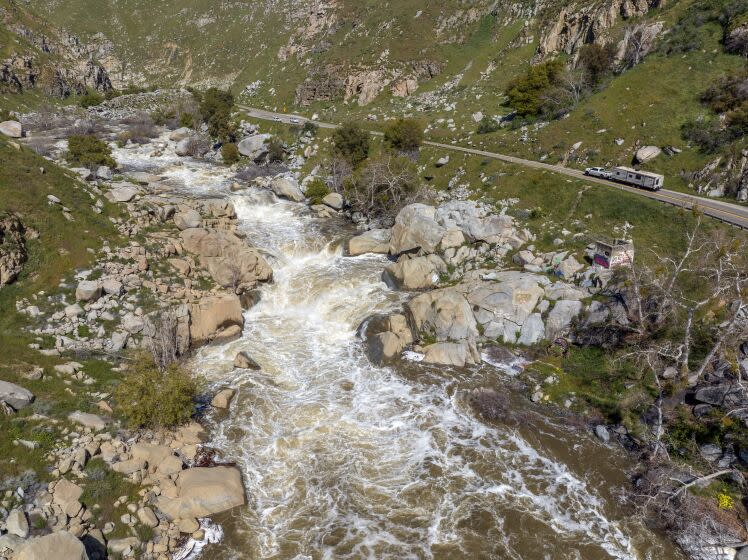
[0,381,34,410]
[238,134,271,160]
[173,210,202,230]
[406,288,478,342]
[16,531,87,560]
[422,341,480,367]
[382,254,446,290]
[546,300,583,340]
[347,228,391,256]
[634,145,661,164]
[390,204,446,256]
[189,295,245,344]
[155,466,245,519]
[435,200,517,243]
[270,177,305,202]
[458,271,548,343]
[180,228,272,292]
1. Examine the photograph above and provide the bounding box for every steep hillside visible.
[0,0,113,100]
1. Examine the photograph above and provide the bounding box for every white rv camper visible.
[611,166,664,190]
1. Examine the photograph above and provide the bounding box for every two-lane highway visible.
[239,105,748,229]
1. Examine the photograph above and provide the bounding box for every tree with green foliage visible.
[332,122,371,166]
[302,121,319,136]
[221,142,240,165]
[197,88,236,142]
[78,90,104,108]
[383,118,424,155]
[505,59,564,117]
[66,135,116,169]
[577,43,617,85]
[305,178,331,205]
[114,353,201,429]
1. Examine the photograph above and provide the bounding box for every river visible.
[114,139,684,560]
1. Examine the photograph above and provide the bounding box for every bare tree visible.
[145,310,180,372]
[618,214,748,383]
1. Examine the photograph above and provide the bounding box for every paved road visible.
[240,105,748,229]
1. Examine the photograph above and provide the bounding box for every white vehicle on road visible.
[289,118,300,124]
[584,167,612,179]
[273,116,282,122]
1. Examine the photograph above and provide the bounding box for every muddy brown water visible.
[114,139,685,560]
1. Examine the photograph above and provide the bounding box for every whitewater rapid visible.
[113,138,682,560]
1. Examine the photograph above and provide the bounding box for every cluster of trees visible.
[329,118,426,221]
[682,71,748,152]
[504,44,617,121]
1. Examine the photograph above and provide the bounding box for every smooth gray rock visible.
[238,134,271,160]
[6,509,29,538]
[75,280,101,302]
[174,209,202,230]
[546,300,583,340]
[0,120,22,138]
[68,411,108,430]
[322,192,344,210]
[0,381,34,410]
[270,177,305,202]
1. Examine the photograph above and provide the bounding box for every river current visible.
[114,139,683,560]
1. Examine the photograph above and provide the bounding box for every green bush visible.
[333,122,371,166]
[114,353,201,429]
[506,59,564,117]
[302,121,319,136]
[198,88,236,142]
[267,138,285,162]
[305,178,331,205]
[383,118,423,154]
[179,112,195,129]
[150,107,176,126]
[221,142,240,165]
[477,115,500,134]
[78,90,104,108]
[66,135,116,169]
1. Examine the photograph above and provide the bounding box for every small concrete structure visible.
[593,238,634,269]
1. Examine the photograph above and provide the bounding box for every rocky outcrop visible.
[155,466,245,519]
[536,0,663,60]
[691,151,748,200]
[180,228,272,293]
[383,254,447,290]
[15,531,87,560]
[0,213,27,288]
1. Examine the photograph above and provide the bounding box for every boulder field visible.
[351,200,617,366]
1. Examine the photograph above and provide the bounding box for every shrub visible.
[477,115,500,134]
[114,353,201,429]
[179,112,195,129]
[221,142,240,165]
[198,88,236,142]
[332,122,370,166]
[383,118,423,155]
[78,90,104,108]
[506,59,564,117]
[343,154,422,220]
[267,138,285,162]
[302,121,319,136]
[305,178,331,204]
[150,107,176,126]
[66,135,116,169]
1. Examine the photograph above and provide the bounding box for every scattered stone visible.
[233,351,260,370]
[211,388,236,409]
[321,192,344,210]
[6,509,29,538]
[75,280,101,302]
[16,531,87,560]
[68,411,108,430]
